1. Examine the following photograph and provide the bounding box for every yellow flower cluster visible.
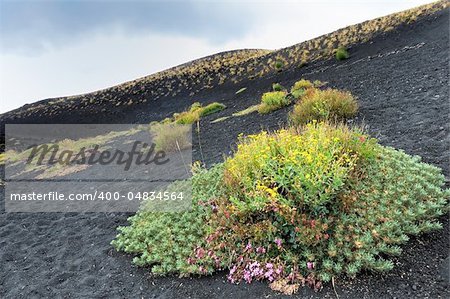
[224,122,366,208]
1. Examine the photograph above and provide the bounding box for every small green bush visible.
[199,102,226,117]
[291,79,314,99]
[335,47,349,61]
[290,89,358,124]
[258,91,290,114]
[175,102,225,124]
[274,60,284,71]
[272,83,284,91]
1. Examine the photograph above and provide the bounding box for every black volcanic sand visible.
[1,9,449,299]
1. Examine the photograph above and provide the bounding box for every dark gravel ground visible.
[0,8,449,299]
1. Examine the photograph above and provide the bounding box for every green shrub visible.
[290,89,358,124]
[274,60,284,71]
[199,102,226,117]
[272,83,284,91]
[335,47,349,61]
[175,102,225,124]
[113,123,449,294]
[291,79,314,99]
[258,91,290,114]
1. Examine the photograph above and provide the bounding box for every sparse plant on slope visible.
[258,91,290,114]
[291,79,314,99]
[290,89,358,124]
[335,47,349,61]
[272,83,284,91]
[175,102,226,124]
[199,102,226,117]
[274,60,284,72]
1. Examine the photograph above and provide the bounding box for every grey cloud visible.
[0,0,256,54]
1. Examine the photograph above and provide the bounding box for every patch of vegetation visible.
[199,102,226,117]
[112,123,449,294]
[258,91,290,114]
[291,79,314,99]
[232,104,260,117]
[272,83,284,91]
[290,89,358,124]
[274,60,284,72]
[150,123,192,152]
[335,47,349,61]
[174,102,226,124]
[313,80,327,88]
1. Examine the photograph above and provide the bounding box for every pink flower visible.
[307,262,315,270]
[243,269,252,283]
[229,265,237,275]
[274,238,283,247]
[275,266,283,275]
[245,241,252,251]
[256,246,266,254]
[195,247,205,259]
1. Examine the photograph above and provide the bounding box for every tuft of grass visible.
[274,60,284,71]
[313,80,327,88]
[235,87,247,95]
[175,111,200,124]
[290,88,358,125]
[272,83,284,91]
[150,123,191,152]
[211,116,230,123]
[335,47,349,61]
[258,91,290,114]
[233,104,260,117]
[190,102,202,112]
[199,102,226,117]
[175,102,226,124]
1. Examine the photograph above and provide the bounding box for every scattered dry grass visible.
[150,123,192,152]
[232,105,260,117]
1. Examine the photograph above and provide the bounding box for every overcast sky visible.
[0,0,435,113]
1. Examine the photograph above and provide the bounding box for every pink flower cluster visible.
[227,261,283,284]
